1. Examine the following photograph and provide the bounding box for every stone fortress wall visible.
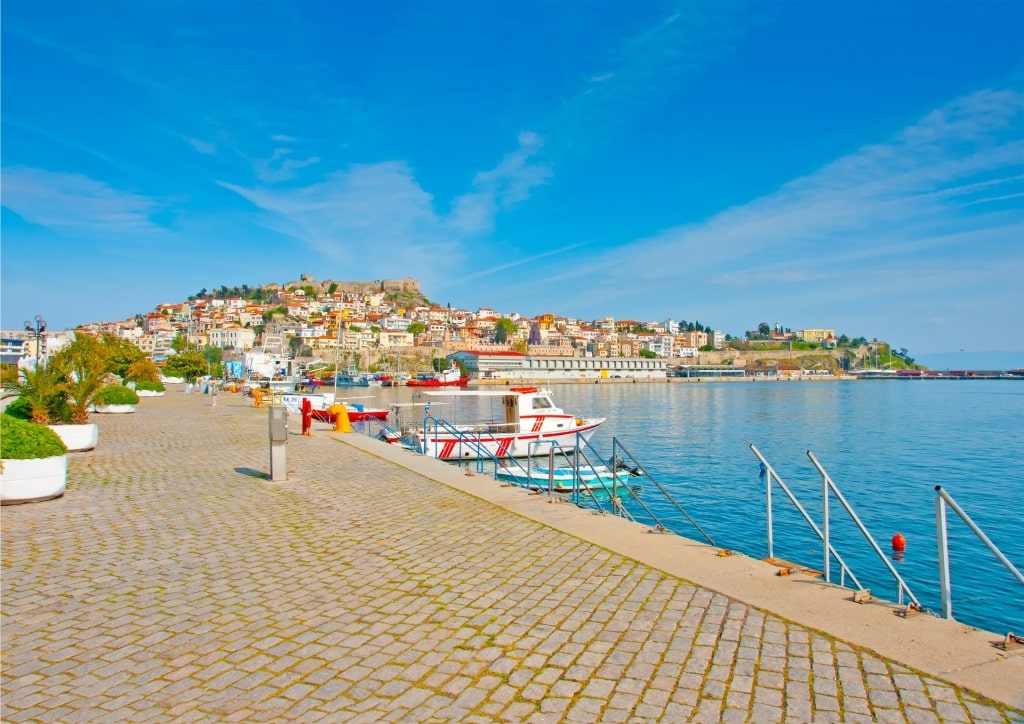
[265,276,421,296]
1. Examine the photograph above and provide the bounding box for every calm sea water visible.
[373,380,1024,637]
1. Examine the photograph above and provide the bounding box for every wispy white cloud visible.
[547,88,1024,289]
[183,136,216,155]
[550,2,751,143]
[219,130,555,286]
[219,161,459,283]
[1,166,164,234]
[251,147,321,183]
[505,87,1024,349]
[448,131,552,235]
[4,115,119,167]
[962,191,1024,206]
[456,241,589,283]
[271,134,297,143]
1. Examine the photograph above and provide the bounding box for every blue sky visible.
[2,1,1022,365]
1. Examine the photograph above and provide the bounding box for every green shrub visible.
[94,385,141,405]
[1,415,67,459]
[134,380,166,393]
[3,397,33,420]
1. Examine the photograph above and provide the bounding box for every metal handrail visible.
[750,445,864,592]
[607,437,715,545]
[935,485,1024,621]
[806,451,920,608]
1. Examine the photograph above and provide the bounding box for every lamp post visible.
[24,315,47,367]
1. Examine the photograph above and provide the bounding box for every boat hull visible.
[406,377,470,387]
[494,464,635,492]
[413,419,604,460]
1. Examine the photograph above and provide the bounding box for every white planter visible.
[94,404,136,414]
[135,390,165,397]
[1,455,67,504]
[49,423,98,452]
[160,376,184,384]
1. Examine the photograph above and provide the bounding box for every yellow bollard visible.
[329,404,352,433]
[253,388,264,407]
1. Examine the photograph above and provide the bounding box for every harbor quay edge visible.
[2,390,1022,722]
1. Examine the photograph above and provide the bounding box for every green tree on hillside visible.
[494,318,516,343]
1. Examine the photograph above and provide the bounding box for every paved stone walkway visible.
[3,392,1022,722]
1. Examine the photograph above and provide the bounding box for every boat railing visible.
[934,485,1024,622]
[750,444,920,608]
[419,414,513,466]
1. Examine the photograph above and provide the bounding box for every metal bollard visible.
[268,405,287,481]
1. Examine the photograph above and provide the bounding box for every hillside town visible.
[3,275,876,376]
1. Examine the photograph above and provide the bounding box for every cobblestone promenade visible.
[3,392,1022,722]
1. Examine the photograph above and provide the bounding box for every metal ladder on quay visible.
[750,444,921,611]
[549,434,716,547]
[750,444,1024,639]
[934,485,1024,648]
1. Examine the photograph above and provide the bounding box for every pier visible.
[2,391,1022,721]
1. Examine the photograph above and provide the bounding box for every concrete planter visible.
[1,455,68,504]
[94,404,137,414]
[49,423,99,452]
[135,390,165,397]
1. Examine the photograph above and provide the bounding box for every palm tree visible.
[55,333,110,424]
[2,362,66,424]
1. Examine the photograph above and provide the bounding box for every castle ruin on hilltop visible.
[262,276,420,296]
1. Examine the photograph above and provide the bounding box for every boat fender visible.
[575,418,584,426]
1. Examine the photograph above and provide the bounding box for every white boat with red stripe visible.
[409,387,605,460]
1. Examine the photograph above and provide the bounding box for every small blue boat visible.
[493,463,639,492]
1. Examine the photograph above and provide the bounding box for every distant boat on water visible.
[407,361,469,387]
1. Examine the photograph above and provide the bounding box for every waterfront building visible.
[208,325,257,350]
[449,350,668,383]
[0,337,28,366]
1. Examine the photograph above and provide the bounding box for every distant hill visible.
[191,277,433,310]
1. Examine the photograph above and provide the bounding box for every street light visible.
[24,315,47,367]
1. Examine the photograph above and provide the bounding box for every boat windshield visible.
[531,396,554,410]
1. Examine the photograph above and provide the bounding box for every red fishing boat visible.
[407,362,470,387]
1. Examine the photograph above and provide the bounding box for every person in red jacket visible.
[301,397,313,436]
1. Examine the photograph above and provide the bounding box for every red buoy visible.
[891,533,906,552]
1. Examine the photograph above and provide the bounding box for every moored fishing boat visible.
[493,462,638,492]
[327,370,373,387]
[407,362,469,387]
[403,386,604,460]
